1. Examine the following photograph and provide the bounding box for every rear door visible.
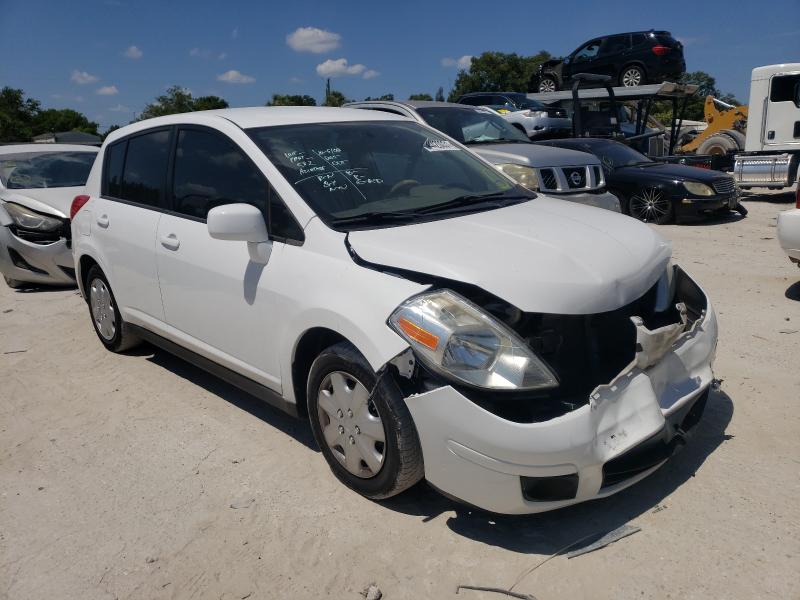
[93,128,171,322]
[591,35,630,78]
[155,125,296,390]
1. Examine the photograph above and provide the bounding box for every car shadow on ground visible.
[677,212,745,227]
[382,389,734,556]
[740,190,796,204]
[141,343,318,450]
[786,281,800,301]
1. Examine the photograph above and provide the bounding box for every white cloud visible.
[362,69,380,80]
[109,103,130,112]
[441,55,473,70]
[74,96,85,102]
[316,58,367,78]
[191,48,227,60]
[124,45,142,59]
[217,52,227,60]
[286,27,341,53]
[189,47,205,57]
[232,27,239,39]
[289,76,303,84]
[217,69,255,84]
[96,85,119,95]
[71,70,99,84]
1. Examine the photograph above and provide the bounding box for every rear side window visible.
[171,128,268,219]
[631,33,646,46]
[459,96,485,106]
[770,74,800,107]
[119,129,171,207]
[104,141,126,197]
[601,35,629,56]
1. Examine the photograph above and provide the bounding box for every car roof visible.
[345,100,479,111]
[459,92,524,97]
[0,143,99,155]
[104,106,409,145]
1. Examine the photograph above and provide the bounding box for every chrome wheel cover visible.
[90,278,116,341]
[630,188,670,222]
[622,68,643,87]
[539,78,556,92]
[316,371,386,478]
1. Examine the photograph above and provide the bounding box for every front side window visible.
[416,107,529,145]
[248,121,524,230]
[574,40,601,62]
[770,74,800,107]
[171,128,268,219]
[0,151,96,189]
[119,129,171,207]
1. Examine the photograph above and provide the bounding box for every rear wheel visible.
[307,342,423,500]
[620,64,645,87]
[696,132,739,156]
[629,187,674,224]
[85,265,141,352]
[538,75,558,93]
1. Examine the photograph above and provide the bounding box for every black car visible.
[535,138,742,224]
[532,31,686,92]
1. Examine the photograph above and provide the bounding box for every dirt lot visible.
[1,192,799,600]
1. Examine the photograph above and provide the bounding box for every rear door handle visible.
[160,233,180,251]
[96,214,109,228]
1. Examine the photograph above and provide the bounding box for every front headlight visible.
[496,164,539,190]
[529,110,548,118]
[388,289,558,391]
[683,181,715,196]
[3,202,63,232]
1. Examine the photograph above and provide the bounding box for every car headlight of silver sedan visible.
[683,181,715,197]
[496,164,539,190]
[388,289,558,391]
[3,202,63,232]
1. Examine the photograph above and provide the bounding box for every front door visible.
[155,126,283,390]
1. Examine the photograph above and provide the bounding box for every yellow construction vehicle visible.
[678,96,749,155]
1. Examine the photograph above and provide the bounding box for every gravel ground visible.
[1,192,798,600]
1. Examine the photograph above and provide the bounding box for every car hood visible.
[0,187,85,218]
[470,143,599,169]
[348,196,672,314]
[615,162,729,184]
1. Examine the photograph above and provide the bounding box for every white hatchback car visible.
[776,187,800,268]
[72,107,718,514]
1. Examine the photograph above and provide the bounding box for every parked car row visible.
[1,105,724,515]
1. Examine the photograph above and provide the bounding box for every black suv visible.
[532,31,685,92]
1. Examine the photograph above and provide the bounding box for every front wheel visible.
[620,65,645,87]
[629,187,674,224]
[538,75,558,93]
[307,342,423,500]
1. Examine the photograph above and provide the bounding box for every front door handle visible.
[96,214,109,228]
[160,233,180,251]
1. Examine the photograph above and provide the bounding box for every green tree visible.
[102,125,121,140]
[435,87,445,102]
[323,89,347,107]
[192,95,229,111]
[138,86,228,120]
[447,51,551,101]
[266,94,317,106]
[364,93,394,101]
[0,87,41,142]
[32,108,99,136]
[408,93,433,101]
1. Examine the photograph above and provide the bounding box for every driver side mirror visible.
[207,203,272,264]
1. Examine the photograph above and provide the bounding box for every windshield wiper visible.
[331,210,420,226]
[416,191,531,214]
[466,139,530,145]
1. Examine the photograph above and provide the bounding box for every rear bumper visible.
[523,116,572,138]
[777,208,800,264]
[0,225,76,286]
[404,283,717,514]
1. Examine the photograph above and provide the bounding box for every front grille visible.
[593,166,602,184]
[712,178,735,195]
[562,167,587,189]
[539,168,558,190]
[7,247,47,274]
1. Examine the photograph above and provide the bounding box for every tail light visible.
[796,185,800,209]
[652,45,671,56]
[70,195,90,220]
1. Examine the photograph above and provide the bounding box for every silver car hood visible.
[0,187,85,218]
[348,196,671,315]
[470,143,600,169]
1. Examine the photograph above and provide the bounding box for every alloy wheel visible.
[629,188,671,223]
[622,68,643,87]
[539,78,556,93]
[316,371,386,478]
[90,278,116,341]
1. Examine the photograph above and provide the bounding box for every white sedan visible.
[777,191,800,267]
[0,144,98,288]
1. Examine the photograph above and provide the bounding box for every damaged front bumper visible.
[0,225,76,286]
[402,271,717,515]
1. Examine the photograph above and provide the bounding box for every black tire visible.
[4,276,25,289]
[307,342,424,500]
[537,75,558,93]
[619,64,646,87]
[628,187,674,224]
[609,189,630,215]
[721,129,746,151]
[696,132,739,156]
[84,265,141,352]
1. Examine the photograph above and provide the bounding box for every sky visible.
[1,0,798,131]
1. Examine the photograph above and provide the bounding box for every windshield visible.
[248,121,526,230]
[593,142,652,169]
[508,96,546,111]
[0,151,96,189]
[415,107,530,145]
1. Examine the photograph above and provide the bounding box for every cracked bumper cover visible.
[0,225,75,285]
[403,286,717,515]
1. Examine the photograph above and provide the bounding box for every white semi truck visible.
[732,63,800,189]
